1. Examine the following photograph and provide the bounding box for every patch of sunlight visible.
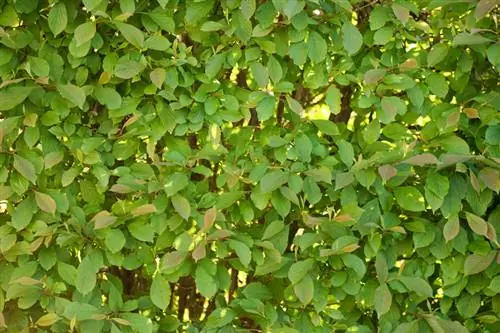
[347,112,358,131]
[229,65,239,83]
[183,309,190,322]
[306,104,330,120]
[0,200,7,213]
[238,271,247,287]
[416,115,431,127]
[406,43,418,52]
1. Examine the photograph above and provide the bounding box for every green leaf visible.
[271,191,290,218]
[0,86,33,111]
[95,86,122,110]
[48,3,67,36]
[394,186,426,212]
[375,283,392,316]
[228,240,252,266]
[342,254,366,278]
[465,212,488,237]
[57,84,86,109]
[195,265,217,299]
[436,136,470,154]
[342,22,363,55]
[256,95,276,121]
[260,170,288,193]
[402,153,438,166]
[325,85,341,115]
[294,274,314,305]
[392,4,410,25]
[151,275,171,309]
[13,155,36,184]
[147,11,175,32]
[76,257,97,295]
[94,86,122,110]
[61,168,79,187]
[250,62,269,88]
[74,22,96,46]
[205,53,225,79]
[427,44,449,67]
[363,119,380,144]
[373,26,393,45]
[262,220,285,240]
[427,73,448,98]
[105,229,126,253]
[239,0,256,19]
[120,0,136,13]
[83,0,103,11]
[399,276,433,297]
[201,21,226,31]
[479,167,500,192]
[285,95,304,116]
[443,215,460,242]
[295,134,312,162]
[375,253,388,283]
[475,0,498,19]
[457,293,481,318]
[288,259,314,285]
[307,31,327,63]
[171,195,191,220]
[35,191,56,214]
[145,35,171,51]
[115,22,144,48]
[29,56,50,77]
[12,196,35,230]
[364,69,386,85]
[453,33,491,45]
[267,56,283,83]
[464,252,495,276]
[217,191,244,210]
[337,139,354,167]
[379,96,406,124]
[36,313,59,327]
[369,6,391,30]
[425,172,450,212]
[488,275,500,292]
[289,42,307,66]
[114,59,145,79]
[312,119,339,136]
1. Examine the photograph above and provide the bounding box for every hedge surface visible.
[0,0,499,332]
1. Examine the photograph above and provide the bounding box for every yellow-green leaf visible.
[36,313,59,327]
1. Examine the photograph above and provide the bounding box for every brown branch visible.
[228,268,238,303]
[276,97,284,125]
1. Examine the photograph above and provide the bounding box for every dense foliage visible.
[0,0,499,332]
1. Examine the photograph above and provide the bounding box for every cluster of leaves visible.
[0,0,499,332]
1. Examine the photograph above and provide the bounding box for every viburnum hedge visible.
[0,0,499,332]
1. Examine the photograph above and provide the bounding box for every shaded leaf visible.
[57,84,85,109]
[464,252,495,276]
[35,192,56,214]
[171,195,191,220]
[150,275,171,310]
